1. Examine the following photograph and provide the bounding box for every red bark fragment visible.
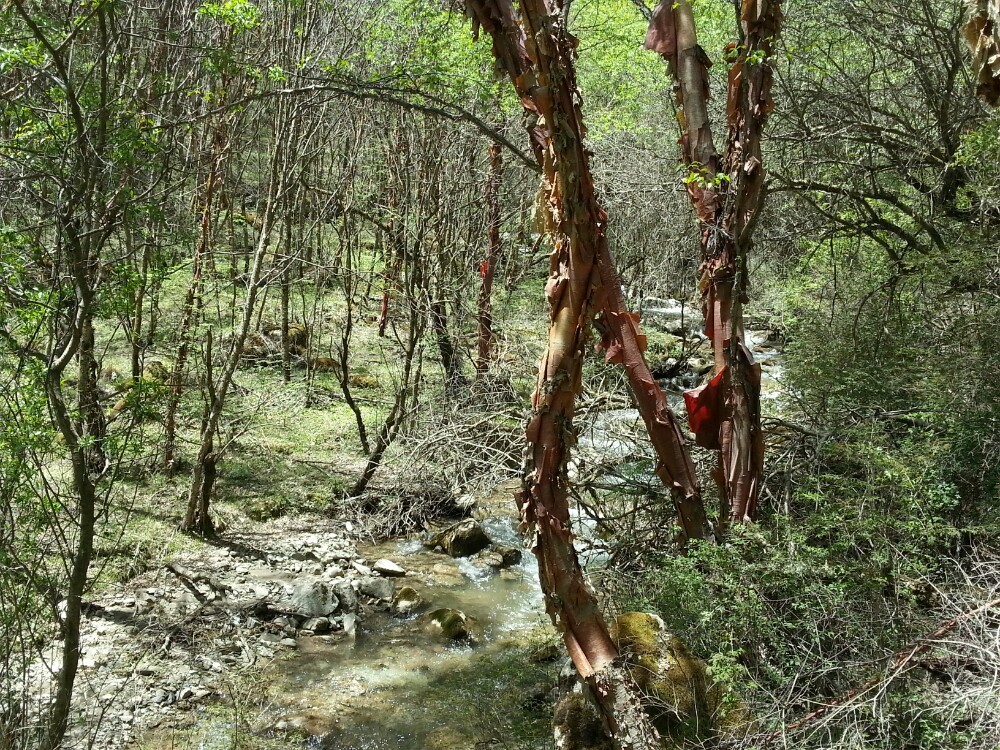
[643,2,677,62]
[684,368,725,450]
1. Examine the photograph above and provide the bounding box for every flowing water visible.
[260,515,553,750]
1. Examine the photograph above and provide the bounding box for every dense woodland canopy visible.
[1,0,1000,748]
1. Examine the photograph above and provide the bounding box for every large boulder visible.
[287,580,339,618]
[610,612,716,742]
[424,519,491,558]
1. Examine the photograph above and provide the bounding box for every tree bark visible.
[476,142,503,376]
[645,0,780,525]
[965,0,1000,105]
[464,2,662,747]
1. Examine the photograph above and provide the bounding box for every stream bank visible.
[44,484,559,750]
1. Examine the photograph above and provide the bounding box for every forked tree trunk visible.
[645,0,780,526]
[481,14,711,540]
[464,2,662,747]
[165,126,225,471]
[476,142,503,376]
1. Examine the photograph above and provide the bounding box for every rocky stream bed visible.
[37,486,555,750]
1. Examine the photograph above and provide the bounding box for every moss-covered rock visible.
[144,360,169,382]
[424,608,474,642]
[393,586,425,616]
[610,612,715,744]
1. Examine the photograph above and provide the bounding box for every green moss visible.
[611,612,715,743]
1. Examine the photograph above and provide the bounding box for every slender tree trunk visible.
[130,233,151,380]
[281,249,292,384]
[41,244,104,750]
[350,299,423,499]
[165,127,225,471]
[476,143,503,376]
[594,255,711,541]
[335,217,371,454]
[463,3,662,747]
[430,297,462,390]
[42,366,98,750]
[182,121,284,534]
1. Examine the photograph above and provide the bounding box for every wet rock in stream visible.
[424,518,491,557]
[372,558,407,576]
[359,576,395,602]
[471,544,522,571]
[393,586,425,616]
[287,579,339,617]
[424,607,474,642]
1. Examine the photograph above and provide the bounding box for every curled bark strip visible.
[965,0,1000,105]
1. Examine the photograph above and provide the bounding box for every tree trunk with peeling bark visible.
[593,256,710,542]
[476,142,503,376]
[463,2,663,747]
[645,0,781,527]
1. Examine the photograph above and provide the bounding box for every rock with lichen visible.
[423,608,474,642]
[610,612,716,743]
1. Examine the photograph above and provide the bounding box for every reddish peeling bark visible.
[593,259,710,542]
[464,2,662,747]
[476,142,503,376]
[645,0,780,526]
[475,6,711,543]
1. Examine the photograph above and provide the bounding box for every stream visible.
[134,300,784,750]
[262,515,551,750]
